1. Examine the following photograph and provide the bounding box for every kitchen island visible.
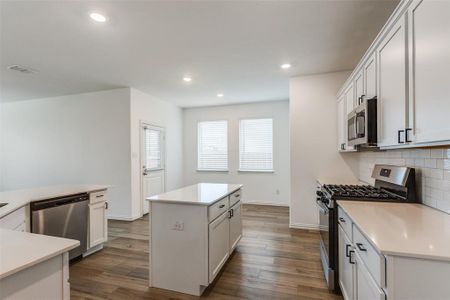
[147,183,243,296]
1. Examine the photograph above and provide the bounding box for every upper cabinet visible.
[336,0,450,150]
[337,95,346,151]
[407,0,450,144]
[377,14,408,147]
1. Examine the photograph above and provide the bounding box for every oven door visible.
[317,199,335,289]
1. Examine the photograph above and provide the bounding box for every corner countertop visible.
[0,229,79,279]
[0,184,110,218]
[338,201,450,262]
[147,183,243,206]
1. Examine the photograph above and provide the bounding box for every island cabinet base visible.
[148,186,242,296]
[0,253,70,300]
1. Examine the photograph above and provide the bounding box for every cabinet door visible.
[377,14,408,147]
[354,69,364,105]
[407,0,450,144]
[337,95,346,151]
[345,83,355,115]
[364,54,377,99]
[209,211,230,283]
[355,252,385,300]
[338,226,354,300]
[229,201,242,251]
[89,201,107,248]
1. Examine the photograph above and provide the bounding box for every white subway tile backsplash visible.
[357,147,450,214]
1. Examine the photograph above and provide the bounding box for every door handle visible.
[228,210,232,219]
[405,128,412,143]
[356,243,367,252]
[349,250,355,264]
[105,202,108,209]
[345,244,351,257]
[398,130,405,144]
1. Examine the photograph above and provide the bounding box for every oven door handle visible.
[316,200,329,214]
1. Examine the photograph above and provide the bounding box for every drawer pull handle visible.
[345,244,351,257]
[356,243,367,251]
[339,217,346,223]
[234,194,240,197]
[349,250,355,264]
[219,204,225,208]
[96,195,104,198]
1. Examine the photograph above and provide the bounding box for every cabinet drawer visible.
[0,206,26,230]
[338,206,352,240]
[353,224,385,287]
[90,190,107,204]
[229,189,242,207]
[208,197,229,222]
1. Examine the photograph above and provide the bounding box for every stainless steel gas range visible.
[316,165,418,293]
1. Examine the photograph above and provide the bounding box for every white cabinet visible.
[208,211,230,283]
[338,225,354,300]
[354,69,364,106]
[377,14,409,147]
[364,53,377,99]
[407,0,450,144]
[355,252,385,300]
[0,206,29,232]
[88,191,108,249]
[344,83,355,115]
[229,201,242,251]
[89,201,107,248]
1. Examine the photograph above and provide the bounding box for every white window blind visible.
[197,121,228,170]
[239,118,273,171]
[144,127,163,170]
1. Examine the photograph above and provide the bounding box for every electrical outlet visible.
[172,221,184,231]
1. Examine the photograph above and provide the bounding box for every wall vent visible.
[7,65,38,74]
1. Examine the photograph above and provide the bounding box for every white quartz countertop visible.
[338,201,450,262]
[0,229,79,279]
[147,183,243,205]
[0,185,109,218]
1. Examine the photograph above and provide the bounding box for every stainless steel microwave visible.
[347,96,377,147]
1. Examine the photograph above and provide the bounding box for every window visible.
[144,126,164,171]
[197,121,228,171]
[239,118,273,171]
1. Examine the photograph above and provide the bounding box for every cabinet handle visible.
[105,202,108,209]
[398,130,405,144]
[349,250,355,264]
[356,243,367,252]
[219,204,225,209]
[339,217,346,223]
[228,210,232,219]
[234,194,240,198]
[231,208,234,217]
[345,244,351,257]
[405,128,412,143]
[96,195,104,198]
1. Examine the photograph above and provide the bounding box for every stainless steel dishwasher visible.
[31,193,89,260]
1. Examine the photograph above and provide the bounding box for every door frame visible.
[139,120,167,217]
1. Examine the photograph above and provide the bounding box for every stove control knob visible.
[316,190,323,197]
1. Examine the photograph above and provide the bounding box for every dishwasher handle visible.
[30,193,89,211]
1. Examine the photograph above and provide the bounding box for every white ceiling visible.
[0,0,399,107]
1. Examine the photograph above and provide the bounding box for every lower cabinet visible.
[209,210,230,282]
[88,201,108,248]
[338,225,355,300]
[355,251,385,300]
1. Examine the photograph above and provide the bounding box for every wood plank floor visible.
[70,205,342,300]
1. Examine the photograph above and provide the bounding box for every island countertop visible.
[0,229,79,279]
[337,201,450,262]
[147,183,242,205]
[0,184,110,218]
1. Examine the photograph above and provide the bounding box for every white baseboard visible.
[243,201,289,207]
[289,222,325,231]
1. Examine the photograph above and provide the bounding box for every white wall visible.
[183,101,290,206]
[289,72,359,229]
[129,88,184,218]
[0,88,133,218]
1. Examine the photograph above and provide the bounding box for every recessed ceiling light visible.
[183,76,192,82]
[217,93,224,98]
[90,12,107,23]
[280,63,291,69]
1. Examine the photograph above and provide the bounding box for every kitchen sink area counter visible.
[147,183,243,296]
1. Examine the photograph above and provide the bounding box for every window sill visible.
[238,169,275,173]
[196,169,229,172]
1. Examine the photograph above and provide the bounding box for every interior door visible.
[141,124,166,215]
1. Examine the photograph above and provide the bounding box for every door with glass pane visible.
[141,124,165,215]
